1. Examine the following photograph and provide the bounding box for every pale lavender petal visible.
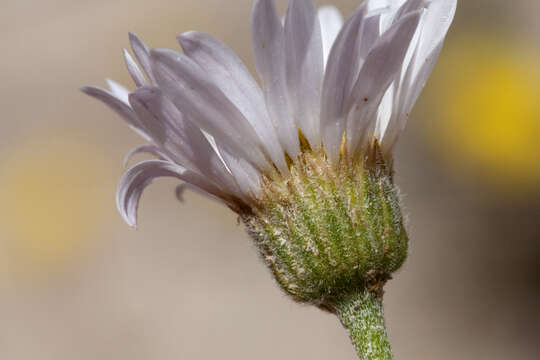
[362,12,385,56]
[348,10,423,109]
[285,0,324,150]
[150,48,274,174]
[123,48,147,87]
[106,79,130,104]
[382,42,443,151]
[375,0,408,32]
[389,0,426,20]
[368,1,418,142]
[128,86,243,197]
[404,42,444,116]
[346,10,422,155]
[123,144,172,168]
[177,31,288,173]
[128,95,199,173]
[375,82,395,140]
[220,150,262,200]
[319,4,383,162]
[381,0,456,151]
[117,160,230,227]
[81,86,133,121]
[418,0,456,53]
[373,0,429,89]
[200,132,259,203]
[81,85,151,142]
[128,86,194,167]
[403,0,457,106]
[320,4,367,163]
[372,0,427,146]
[129,32,156,84]
[366,0,391,10]
[251,0,300,159]
[317,6,343,68]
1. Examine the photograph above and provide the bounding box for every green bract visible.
[242,146,408,308]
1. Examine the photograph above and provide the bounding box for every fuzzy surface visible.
[241,150,408,307]
[334,288,393,360]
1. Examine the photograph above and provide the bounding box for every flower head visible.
[83,0,455,305]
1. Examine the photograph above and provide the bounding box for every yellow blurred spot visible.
[0,137,114,281]
[429,35,540,191]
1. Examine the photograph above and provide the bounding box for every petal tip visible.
[80,85,92,94]
[176,31,197,51]
[177,30,197,41]
[149,48,166,60]
[128,32,139,42]
[80,85,105,98]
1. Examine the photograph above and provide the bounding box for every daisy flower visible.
[83,0,456,358]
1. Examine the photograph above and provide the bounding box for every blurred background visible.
[1,0,539,359]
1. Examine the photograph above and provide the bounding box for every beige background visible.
[1,0,539,359]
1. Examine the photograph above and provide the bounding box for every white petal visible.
[123,48,147,87]
[150,48,274,174]
[404,0,457,103]
[81,86,133,121]
[365,0,394,12]
[128,86,242,197]
[128,87,200,170]
[318,5,343,68]
[382,42,443,151]
[220,151,262,200]
[177,31,287,173]
[129,32,156,84]
[374,0,430,88]
[346,10,422,155]
[375,82,395,140]
[106,79,130,104]
[405,42,444,116]
[391,0,427,18]
[358,12,384,65]
[376,0,409,32]
[200,131,261,202]
[81,85,151,142]
[371,0,428,146]
[117,160,230,227]
[382,0,456,151]
[413,0,456,67]
[285,0,324,150]
[319,5,381,163]
[320,4,368,164]
[251,0,300,159]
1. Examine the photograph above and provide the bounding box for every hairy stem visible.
[334,288,393,360]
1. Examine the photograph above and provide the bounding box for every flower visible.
[83,0,455,226]
[84,0,455,307]
[83,1,456,356]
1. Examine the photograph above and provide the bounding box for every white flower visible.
[83,0,456,227]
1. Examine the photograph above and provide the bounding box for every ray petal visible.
[178,31,287,173]
[150,48,274,174]
[285,0,324,150]
[251,0,300,159]
[123,48,147,87]
[346,10,422,155]
[117,160,230,227]
[318,6,344,68]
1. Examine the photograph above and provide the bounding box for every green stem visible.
[334,288,393,360]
